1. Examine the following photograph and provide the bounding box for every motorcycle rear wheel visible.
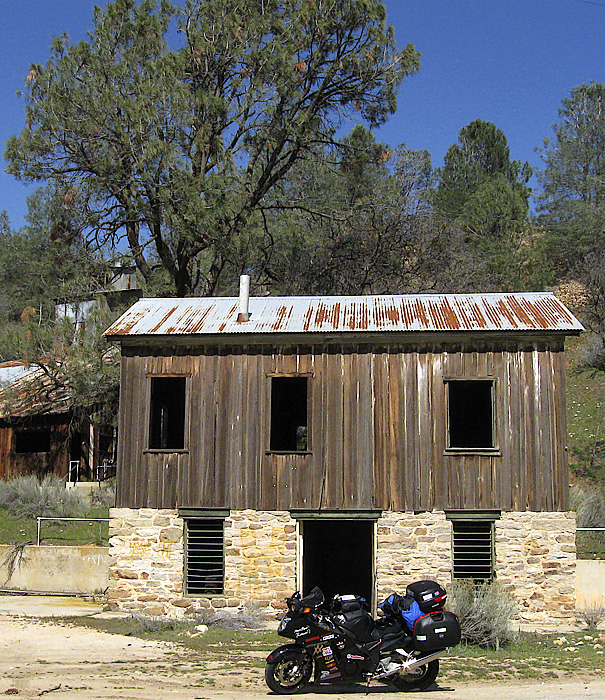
[264,650,312,694]
[390,659,439,691]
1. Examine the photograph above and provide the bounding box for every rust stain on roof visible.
[505,296,535,328]
[412,297,430,328]
[272,305,294,331]
[185,304,215,334]
[432,298,460,330]
[489,299,517,328]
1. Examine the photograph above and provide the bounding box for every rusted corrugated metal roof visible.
[104,292,584,338]
[0,361,72,418]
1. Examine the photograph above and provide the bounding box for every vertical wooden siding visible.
[0,420,70,481]
[115,342,570,512]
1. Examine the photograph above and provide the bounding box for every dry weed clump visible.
[576,600,605,631]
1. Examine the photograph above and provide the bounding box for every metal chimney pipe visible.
[237,274,250,322]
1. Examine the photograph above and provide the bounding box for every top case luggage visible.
[405,580,447,613]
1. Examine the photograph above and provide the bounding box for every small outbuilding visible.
[0,360,114,482]
[104,288,583,621]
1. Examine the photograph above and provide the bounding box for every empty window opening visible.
[15,429,51,454]
[447,380,494,449]
[270,376,308,452]
[184,518,225,595]
[452,520,494,582]
[302,519,373,604]
[149,377,186,450]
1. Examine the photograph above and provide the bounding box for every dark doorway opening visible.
[302,519,374,605]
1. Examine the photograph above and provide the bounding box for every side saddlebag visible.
[413,611,461,652]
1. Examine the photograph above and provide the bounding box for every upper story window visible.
[446,379,495,450]
[149,376,186,450]
[270,375,309,452]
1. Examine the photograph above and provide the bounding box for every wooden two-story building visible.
[104,288,583,621]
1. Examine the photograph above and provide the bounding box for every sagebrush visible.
[0,474,85,518]
[448,580,516,649]
[192,602,268,630]
[91,481,116,508]
[571,484,605,528]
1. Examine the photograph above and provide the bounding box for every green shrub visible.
[448,580,516,649]
[0,474,86,519]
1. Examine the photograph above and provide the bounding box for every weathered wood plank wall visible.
[115,341,570,513]
[0,419,70,481]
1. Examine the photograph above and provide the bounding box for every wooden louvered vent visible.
[185,519,225,595]
[452,520,494,582]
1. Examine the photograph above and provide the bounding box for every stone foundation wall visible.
[376,511,452,603]
[376,510,576,623]
[224,510,297,609]
[108,507,576,622]
[107,508,184,616]
[495,511,576,621]
[107,508,296,617]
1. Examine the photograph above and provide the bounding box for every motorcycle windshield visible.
[299,587,325,611]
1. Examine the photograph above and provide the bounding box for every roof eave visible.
[110,328,581,348]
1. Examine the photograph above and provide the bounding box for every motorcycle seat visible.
[337,608,379,643]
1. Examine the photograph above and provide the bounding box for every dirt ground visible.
[1,606,605,700]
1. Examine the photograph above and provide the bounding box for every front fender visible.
[266,643,307,664]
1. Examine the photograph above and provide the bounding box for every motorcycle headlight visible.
[278,617,289,632]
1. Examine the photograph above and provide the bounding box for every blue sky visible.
[1,0,604,229]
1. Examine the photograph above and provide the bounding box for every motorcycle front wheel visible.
[264,650,313,694]
[390,659,439,691]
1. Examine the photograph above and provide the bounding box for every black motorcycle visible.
[265,580,461,694]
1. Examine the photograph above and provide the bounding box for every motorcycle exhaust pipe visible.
[402,649,446,672]
[373,649,447,680]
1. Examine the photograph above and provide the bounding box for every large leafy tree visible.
[5,0,419,297]
[537,82,605,278]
